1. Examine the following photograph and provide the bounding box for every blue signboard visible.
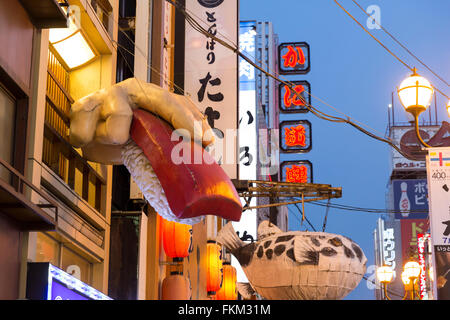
[26,262,112,300]
[392,179,429,219]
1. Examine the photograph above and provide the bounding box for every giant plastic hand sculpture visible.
[69,78,242,225]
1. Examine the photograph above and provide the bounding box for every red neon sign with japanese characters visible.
[279,120,311,153]
[283,84,305,107]
[282,45,305,68]
[278,42,310,74]
[281,161,313,183]
[279,81,310,113]
[285,165,308,183]
[285,125,306,147]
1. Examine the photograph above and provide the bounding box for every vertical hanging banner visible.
[280,161,313,184]
[278,42,310,75]
[417,233,430,300]
[184,0,238,179]
[238,20,257,180]
[279,120,312,153]
[426,147,450,299]
[279,81,311,113]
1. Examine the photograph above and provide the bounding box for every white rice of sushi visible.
[121,141,204,225]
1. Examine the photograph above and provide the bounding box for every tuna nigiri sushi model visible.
[69,78,242,225]
[216,220,367,300]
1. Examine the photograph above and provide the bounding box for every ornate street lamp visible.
[397,68,434,147]
[376,265,394,300]
[447,99,450,118]
[403,261,421,300]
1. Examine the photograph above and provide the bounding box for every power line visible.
[334,0,449,100]
[166,0,426,162]
[351,0,449,88]
[292,202,317,231]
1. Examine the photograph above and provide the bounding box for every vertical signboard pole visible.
[426,147,450,300]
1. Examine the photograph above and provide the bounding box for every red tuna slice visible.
[130,109,242,221]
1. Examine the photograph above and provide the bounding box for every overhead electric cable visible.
[351,0,449,87]
[166,0,425,161]
[334,0,449,100]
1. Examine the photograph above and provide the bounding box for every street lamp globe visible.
[397,68,434,117]
[447,99,450,118]
[404,261,421,280]
[377,265,394,283]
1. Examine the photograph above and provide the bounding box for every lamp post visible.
[377,262,422,300]
[403,261,421,300]
[376,265,394,300]
[397,69,450,300]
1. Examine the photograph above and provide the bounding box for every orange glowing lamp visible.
[206,241,223,295]
[162,218,192,259]
[215,262,237,300]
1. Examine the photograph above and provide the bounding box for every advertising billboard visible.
[392,179,429,219]
[390,126,440,171]
[426,148,450,299]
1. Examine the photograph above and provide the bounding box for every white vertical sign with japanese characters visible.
[426,147,450,299]
[184,0,238,179]
[427,148,450,247]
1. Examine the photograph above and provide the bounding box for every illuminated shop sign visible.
[417,233,430,299]
[279,81,311,113]
[279,120,312,153]
[280,161,313,184]
[185,0,238,179]
[392,179,429,220]
[278,42,310,75]
[26,262,112,300]
[382,227,396,278]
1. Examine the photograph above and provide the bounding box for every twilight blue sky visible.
[240,0,450,299]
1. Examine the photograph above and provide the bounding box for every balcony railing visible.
[0,157,58,231]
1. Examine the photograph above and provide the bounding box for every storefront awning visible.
[0,158,57,231]
[19,0,68,29]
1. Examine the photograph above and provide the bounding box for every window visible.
[36,232,60,266]
[0,85,16,181]
[36,232,93,285]
[43,49,106,214]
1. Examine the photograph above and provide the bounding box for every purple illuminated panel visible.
[51,280,89,300]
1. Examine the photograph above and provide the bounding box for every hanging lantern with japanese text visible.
[206,240,223,295]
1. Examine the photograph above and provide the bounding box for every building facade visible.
[0,0,118,299]
[373,118,442,300]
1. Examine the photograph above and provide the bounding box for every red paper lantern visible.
[162,218,192,259]
[216,262,237,300]
[215,262,237,300]
[161,272,191,300]
[206,240,223,295]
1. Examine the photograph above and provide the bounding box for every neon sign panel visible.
[279,81,311,113]
[281,161,313,184]
[278,42,310,74]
